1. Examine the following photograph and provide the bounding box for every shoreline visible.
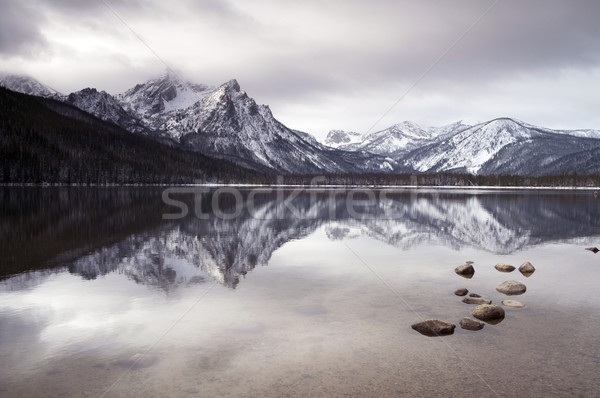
[1,183,599,191]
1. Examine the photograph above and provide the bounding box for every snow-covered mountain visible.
[116,73,214,141]
[321,118,600,176]
[402,118,600,175]
[324,129,364,148]
[58,73,396,173]
[334,121,471,157]
[0,74,61,98]
[65,88,153,136]
[170,79,381,173]
[3,73,600,176]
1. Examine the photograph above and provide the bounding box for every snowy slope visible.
[0,74,61,98]
[116,73,213,141]
[325,121,471,157]
[324,129,364,148]
[65,88,152,136]
[403,118,600,175]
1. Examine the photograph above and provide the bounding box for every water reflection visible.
[1,187,599,291]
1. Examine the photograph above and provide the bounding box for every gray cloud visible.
[1,0,599,135]
[0,1,48,57]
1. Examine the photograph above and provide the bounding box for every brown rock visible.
[585,247,599,254]
[462,297,492,305]
[472,304,505,323]
[454,288,468,296]
[495,263,515,272]
[411,319,456,337]
[455,263,475,278]
[469,293,481,297]
[518,261,535,277]
[459,317,485,331]
[496,280,527,295]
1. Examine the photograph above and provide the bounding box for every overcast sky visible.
[1,0,600,139]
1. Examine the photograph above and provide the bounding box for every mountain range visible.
[2,72,600,177]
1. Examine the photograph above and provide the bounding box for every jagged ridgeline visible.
[0,87,267,184]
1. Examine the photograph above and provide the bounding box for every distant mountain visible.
[0,74,61,98]
[401,118,600,175]
[333,121,471,157]
[321,118,600,176]
[324,129,364,148]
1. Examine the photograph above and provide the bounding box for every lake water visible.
[1,187,599,397]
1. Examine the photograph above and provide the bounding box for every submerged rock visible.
[455,263,475,278]
[502,299,525,308]
[585,247,598,254]
[462,297,492,305]
[472,304,505,323]
[469,293,481,298]
[519,261,535,277]
[496,280,527,295]
[495,263,515,272]
[116,353,158,369]
[454,288,468,296]
[411,319,456,337]
[459,317,485,331]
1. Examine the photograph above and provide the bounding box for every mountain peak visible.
[225,79,240,92]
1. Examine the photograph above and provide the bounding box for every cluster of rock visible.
[411,260,535,336]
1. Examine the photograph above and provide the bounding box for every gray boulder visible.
[462,297,492,305]
[459,317,485,331]
[472,304,505,323]
[496,280,527,295]
[411,319,456,336]
[455,263,475,278]
[495,263,515,272]
[519,261,535,277]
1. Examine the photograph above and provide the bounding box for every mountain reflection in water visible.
[1,187,599,290]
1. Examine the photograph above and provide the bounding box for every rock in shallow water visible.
[472,304,505,323]
[469,293,481,298]
[459,317,485,331]
[454,288,468,296]
[519,261,535,277]
[495,263,515,272]
[462,297,492,305]
[116,353,158,369]
[585,247,599,254]
[455,264,475,278]
[411,319,456,336]
[496,280,527,295]
[502,299,525,308]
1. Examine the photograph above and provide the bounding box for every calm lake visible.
[1,187,599,397]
